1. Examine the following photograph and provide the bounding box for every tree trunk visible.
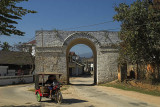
[136,62,139,80]
[157,63,160,82]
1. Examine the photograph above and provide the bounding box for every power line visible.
[101,28,120,31]
[27,36,35,43]
[1,20,119,43]
[62,21,115,30]
[15,21,155,42]
[4,20,153,43]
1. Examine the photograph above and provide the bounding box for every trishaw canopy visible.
[35,72,62,89]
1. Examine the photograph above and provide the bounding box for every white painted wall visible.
[0,75,33,86]
[0,66,8,76]
[32,46,36,56]
[8,70,15,76]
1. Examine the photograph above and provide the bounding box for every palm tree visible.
[1,42,11,51]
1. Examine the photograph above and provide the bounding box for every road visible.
[0,77,160,107]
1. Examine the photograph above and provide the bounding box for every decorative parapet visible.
[36,30,120,48]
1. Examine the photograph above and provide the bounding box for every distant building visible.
[23,40,36,56]
[68,52,84,76]
[68,52,77,62]
[0,51,34,76]
[81,57,94,74]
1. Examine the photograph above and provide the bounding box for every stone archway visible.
[35,30,120,84]
[65,38,97,84]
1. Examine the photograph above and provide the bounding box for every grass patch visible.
[100,82,160,97]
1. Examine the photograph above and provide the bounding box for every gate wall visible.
[35,30,120,84]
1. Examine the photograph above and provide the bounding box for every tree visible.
[0,0,36,36]
[1,42,11,51]
[114,0,160,82]
[113,0,160,65]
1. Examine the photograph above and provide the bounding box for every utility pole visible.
[41,29,44,72]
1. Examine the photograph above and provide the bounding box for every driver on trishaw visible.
[46,75,59,98]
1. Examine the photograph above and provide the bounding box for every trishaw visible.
[35,72,63,103]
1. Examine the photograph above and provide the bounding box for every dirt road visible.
[0,77,160,107]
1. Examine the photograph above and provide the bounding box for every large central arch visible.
[66,38,97,84]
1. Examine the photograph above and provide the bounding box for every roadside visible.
[100,80,160,96]
[71,77,160,107]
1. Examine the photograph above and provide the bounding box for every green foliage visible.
[113,0,160,65]
[0,0,37,36]
[1,42,11,51]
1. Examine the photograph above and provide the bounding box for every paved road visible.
[0,77,160,107]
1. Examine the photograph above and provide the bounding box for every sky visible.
[70,44,93,58]
[0,0,135,56]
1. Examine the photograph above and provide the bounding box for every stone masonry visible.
[35,30,120,84]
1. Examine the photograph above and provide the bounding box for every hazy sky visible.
[0,0,135,54]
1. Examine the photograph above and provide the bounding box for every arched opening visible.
[66,38,97,85]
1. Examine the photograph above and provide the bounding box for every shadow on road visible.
[41,98,88,104]
[70,83,95,86]
[62,98,88,104]
[129,102,148,106]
